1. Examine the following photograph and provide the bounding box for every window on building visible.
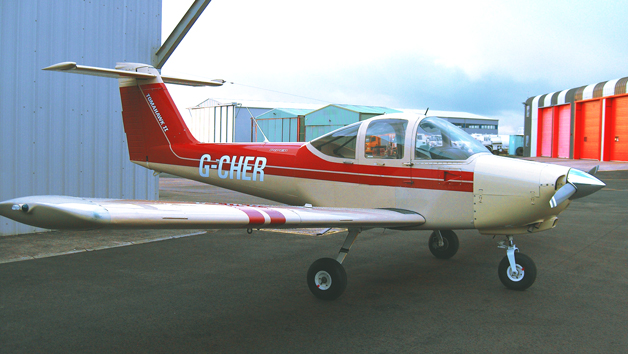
[467,124,480,129]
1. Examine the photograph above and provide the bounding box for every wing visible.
[0,195,425,231]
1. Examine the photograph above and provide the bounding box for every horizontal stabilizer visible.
[43,62,225,87]
[0,196,426,231]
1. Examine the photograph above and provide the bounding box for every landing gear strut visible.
[307,228,360,300]
[497,236,537,290]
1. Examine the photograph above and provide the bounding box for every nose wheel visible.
[497,236,537,290]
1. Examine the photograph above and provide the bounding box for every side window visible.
[310,123,359,159]
[415,125,439,160]
[364,119,407,159]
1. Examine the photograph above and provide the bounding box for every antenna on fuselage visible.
[243,105,269,143]
[424,107,429,115]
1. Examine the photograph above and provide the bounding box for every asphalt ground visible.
[1,162,627,353]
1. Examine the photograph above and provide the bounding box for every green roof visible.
[257,108,313,119]
[333,104,401,114]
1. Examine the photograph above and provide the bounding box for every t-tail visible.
[42,62,225,168]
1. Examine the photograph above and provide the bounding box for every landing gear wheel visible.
[428,230,459,259]
[498,252,537,290]
[307,258,347,301]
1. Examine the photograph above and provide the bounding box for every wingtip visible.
[43,62,77,71]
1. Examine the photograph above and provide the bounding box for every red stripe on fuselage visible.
[137,132,473,193]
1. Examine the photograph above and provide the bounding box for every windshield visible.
[415,117,489,160]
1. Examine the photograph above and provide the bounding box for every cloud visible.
[162,0,628,134]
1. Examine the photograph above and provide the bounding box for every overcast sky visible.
[161,0,628,134]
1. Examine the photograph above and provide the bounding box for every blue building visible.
[254,108,313,142]
[304,104,402,141]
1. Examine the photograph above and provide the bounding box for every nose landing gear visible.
[497,236,537,290]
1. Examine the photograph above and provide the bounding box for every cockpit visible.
[310,116,489,161]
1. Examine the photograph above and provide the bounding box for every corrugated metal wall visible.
[186,105,236,143]
[0,0,162,236]
[254,118,300,142]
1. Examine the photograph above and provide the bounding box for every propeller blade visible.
[549,183,577,208]
[566,168,606,200]
[587,165,600,176]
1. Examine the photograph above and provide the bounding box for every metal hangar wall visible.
[0,0,162,236]
[524,77,628,161]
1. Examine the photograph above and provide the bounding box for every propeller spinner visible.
[549,166,605,208]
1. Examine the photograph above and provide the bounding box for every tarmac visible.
[1,157,627,353]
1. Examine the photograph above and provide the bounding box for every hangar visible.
[0,0,212,236]
[188,100,499,144]
[524,77,628,161]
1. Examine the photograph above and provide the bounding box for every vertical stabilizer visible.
[115,63,199,164]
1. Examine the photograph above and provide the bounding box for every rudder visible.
[116,63,199,164]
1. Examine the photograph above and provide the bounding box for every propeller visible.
[549,166,605,208]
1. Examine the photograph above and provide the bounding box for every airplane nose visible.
[549,168,606,208]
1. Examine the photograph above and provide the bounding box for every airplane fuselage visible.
[135,130,572,235]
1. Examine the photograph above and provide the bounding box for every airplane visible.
[0,62,606,300]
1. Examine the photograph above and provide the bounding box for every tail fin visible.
[43,62,224,164]
[116,63,198,163]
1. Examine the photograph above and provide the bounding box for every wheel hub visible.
[432,238,448,250]
[507,265,525,282]
[314,270,332,290]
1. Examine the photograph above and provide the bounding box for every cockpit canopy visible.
[310,116,489,161]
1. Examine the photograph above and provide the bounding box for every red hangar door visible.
[576,100,602,160]
[606,96,628,161]
[537,105,571,158]
[538,107,553,157]
[554,105,571,158]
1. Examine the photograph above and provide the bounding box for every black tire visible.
[428,230,459,259]
[516,147,524,156]
[307,258,347,301]
[498,253,537,291]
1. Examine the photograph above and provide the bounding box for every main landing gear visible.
[428,230,459,259]
[306,230,537,300]
[497,236,537,290]
[307,228,360,301]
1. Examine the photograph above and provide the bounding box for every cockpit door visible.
[404,117,478,228]
[356,118,413,207]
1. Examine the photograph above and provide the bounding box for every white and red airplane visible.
[0,62,606,300]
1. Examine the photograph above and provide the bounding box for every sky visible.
[161,0,628,135]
